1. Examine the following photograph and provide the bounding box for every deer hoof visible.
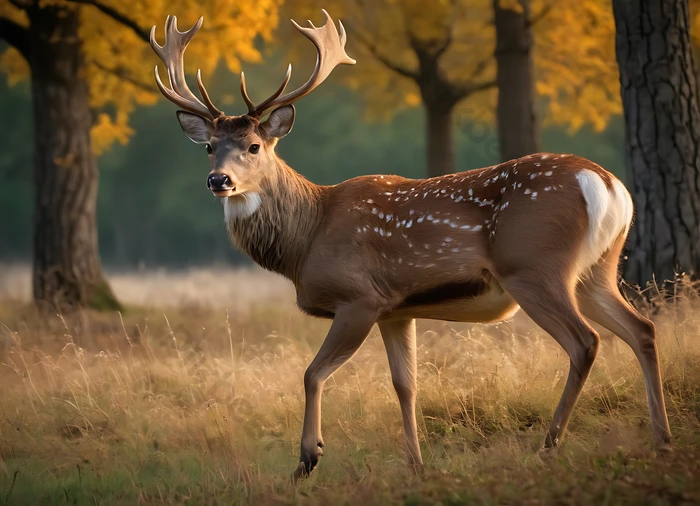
[293,443,324,482]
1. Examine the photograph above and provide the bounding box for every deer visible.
[150,10,671,479]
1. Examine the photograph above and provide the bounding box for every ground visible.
[0,266,699,505]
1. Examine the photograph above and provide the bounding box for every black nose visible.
[207,173,232,191]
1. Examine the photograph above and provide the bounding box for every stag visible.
[151,11,671,479]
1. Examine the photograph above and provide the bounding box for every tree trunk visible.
[613,0,700,288]
[26,5,120,310]
[493,0,540,162]
[425,103,455,177]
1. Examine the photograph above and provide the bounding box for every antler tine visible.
[241,65,293,117]
[338,19,348,46]
[246,10,356,119]
[150,16,223,120]
[239,72,257,115]
[246,65,293,117]
[196,70,224,117]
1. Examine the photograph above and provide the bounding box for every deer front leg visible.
[294,301,380,480]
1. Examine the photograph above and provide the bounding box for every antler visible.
[242,9,356,118]
[150,16,223,120]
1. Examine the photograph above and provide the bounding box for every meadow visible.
[0,265,699,505]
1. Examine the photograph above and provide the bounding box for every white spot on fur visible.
[575,170,634,277]
[224,193,262,221]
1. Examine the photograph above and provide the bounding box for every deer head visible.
[150,11,355,207]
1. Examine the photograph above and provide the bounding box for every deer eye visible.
[205,143,213,154]
[248,144,260,154]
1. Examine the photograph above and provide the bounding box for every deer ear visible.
[260,105,295,139]
[176,111,213,144]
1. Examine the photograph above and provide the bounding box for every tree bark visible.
[424,102,455,177]
[613,0,700,288]
[26,4,120,310]
[493,0,540,162]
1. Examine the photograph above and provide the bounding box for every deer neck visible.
[223,160,326,282]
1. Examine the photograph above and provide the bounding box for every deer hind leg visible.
[499,272,600,448]
[378,319,423,470]
[576,238,671,446]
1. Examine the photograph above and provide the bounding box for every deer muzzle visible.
[207,172,235,196]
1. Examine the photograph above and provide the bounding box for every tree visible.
[493,0,540,161]
[285,0,620,177]
[613,0,700,287]
[0,0,279,309]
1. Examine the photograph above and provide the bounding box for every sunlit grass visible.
[0,267,699,504]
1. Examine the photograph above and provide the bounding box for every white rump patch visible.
[223,192,262,221]
[575,170,633,276]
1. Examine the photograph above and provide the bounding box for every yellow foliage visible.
[1,0,282,153]
[534,0,621,132]
[285,0,620,133]
[0,48,29,86]
[91,111,134,155]
[0,1,28,27]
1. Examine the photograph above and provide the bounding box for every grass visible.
[0,265,699,504]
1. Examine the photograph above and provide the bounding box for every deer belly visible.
[388,283,520,323]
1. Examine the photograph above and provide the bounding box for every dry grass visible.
[1,267,699,505]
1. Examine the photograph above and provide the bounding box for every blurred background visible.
[1,0,699,309]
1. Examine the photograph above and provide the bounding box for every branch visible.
[89,60,154,93]
[63,0,149,42]
[528,1,554,27]
[0,17,30,58]
[469,55,492,80]
[454,79,497,100]
[433,23,453,60]
[346,23,420,81]
[7,0,34,9]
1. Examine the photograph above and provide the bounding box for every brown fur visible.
[225,160,325,281]
[214,115,260,137]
